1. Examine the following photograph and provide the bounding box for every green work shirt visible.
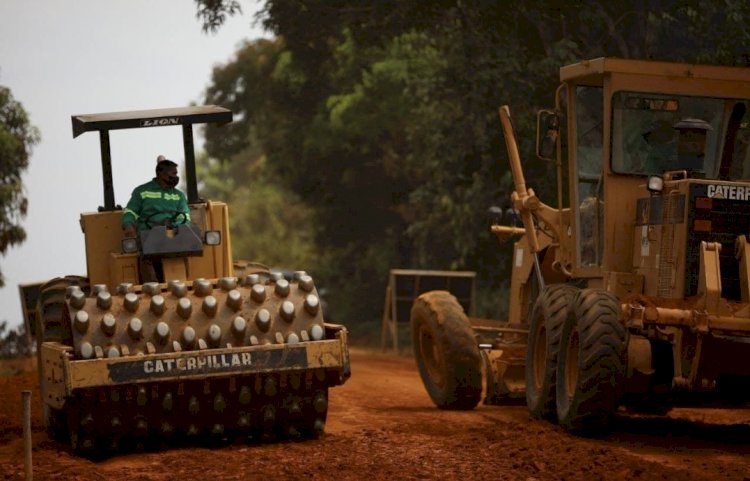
[121,179,191,231]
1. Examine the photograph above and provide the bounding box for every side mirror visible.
[505,207,520,226]
[536,109,559,161]
[487,206,504,226]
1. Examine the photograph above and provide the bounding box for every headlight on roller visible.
[647,175,663,193]
[205,230,221,246]
[122,237,138,253]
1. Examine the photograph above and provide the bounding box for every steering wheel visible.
[143,211,188,230]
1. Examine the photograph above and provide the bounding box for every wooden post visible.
[390,271,398,352]
[381,285,393,351]
[22,390,32,481]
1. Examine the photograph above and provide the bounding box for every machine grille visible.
[686,184,750,300]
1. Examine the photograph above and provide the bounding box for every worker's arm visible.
[176,190,191,225]
[122,187,142,235]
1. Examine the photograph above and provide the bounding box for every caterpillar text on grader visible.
[411,58,750,432]
[21,106,350,455]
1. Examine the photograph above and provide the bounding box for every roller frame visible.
[41,324,349,410]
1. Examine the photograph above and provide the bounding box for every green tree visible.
[0,85,39,288]
[196,149,318,273]
[199,38,319,274]
[0,320,31,358]
[195,0,243,34]
[196,0,750,321]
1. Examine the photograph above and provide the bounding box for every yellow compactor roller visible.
[23,106,350,455]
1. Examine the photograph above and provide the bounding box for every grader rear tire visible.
[525,284,577,420]
[410,291,481,410]
[556,288,626,433]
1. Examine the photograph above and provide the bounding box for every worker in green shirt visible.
[121,156,191,281]
[122,156,190,236]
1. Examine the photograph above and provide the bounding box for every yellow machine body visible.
[412,59,750,428]
[81,201,233,289]
[26,106,350,455]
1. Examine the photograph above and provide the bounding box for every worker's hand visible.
[123,225,136,238]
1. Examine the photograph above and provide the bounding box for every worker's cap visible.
[673,118,712,132]
[155,155,178,173]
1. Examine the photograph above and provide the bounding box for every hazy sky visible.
[0,0,267,329]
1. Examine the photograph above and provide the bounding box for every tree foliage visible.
[195,0,750,321]
[0,85,39,288]
[0,321,31,358]
[198,38,319,275]
[196,149,318,271]
[195,0,243,34]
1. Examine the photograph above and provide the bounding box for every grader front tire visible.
[410,291,482,410]
[525,284,577,420]
[556,288,626,433]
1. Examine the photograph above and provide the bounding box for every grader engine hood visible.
[634,179,750,300]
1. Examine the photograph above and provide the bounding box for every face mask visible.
[167,175,179,187]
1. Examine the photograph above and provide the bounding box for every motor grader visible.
[21,105,350,455]
[411,58,750,432]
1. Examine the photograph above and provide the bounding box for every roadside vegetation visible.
[194,1,750,323]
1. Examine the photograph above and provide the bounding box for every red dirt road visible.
[2,348,750,481]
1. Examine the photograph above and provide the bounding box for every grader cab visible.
[411,58,750,431]
[26,106,350,455]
